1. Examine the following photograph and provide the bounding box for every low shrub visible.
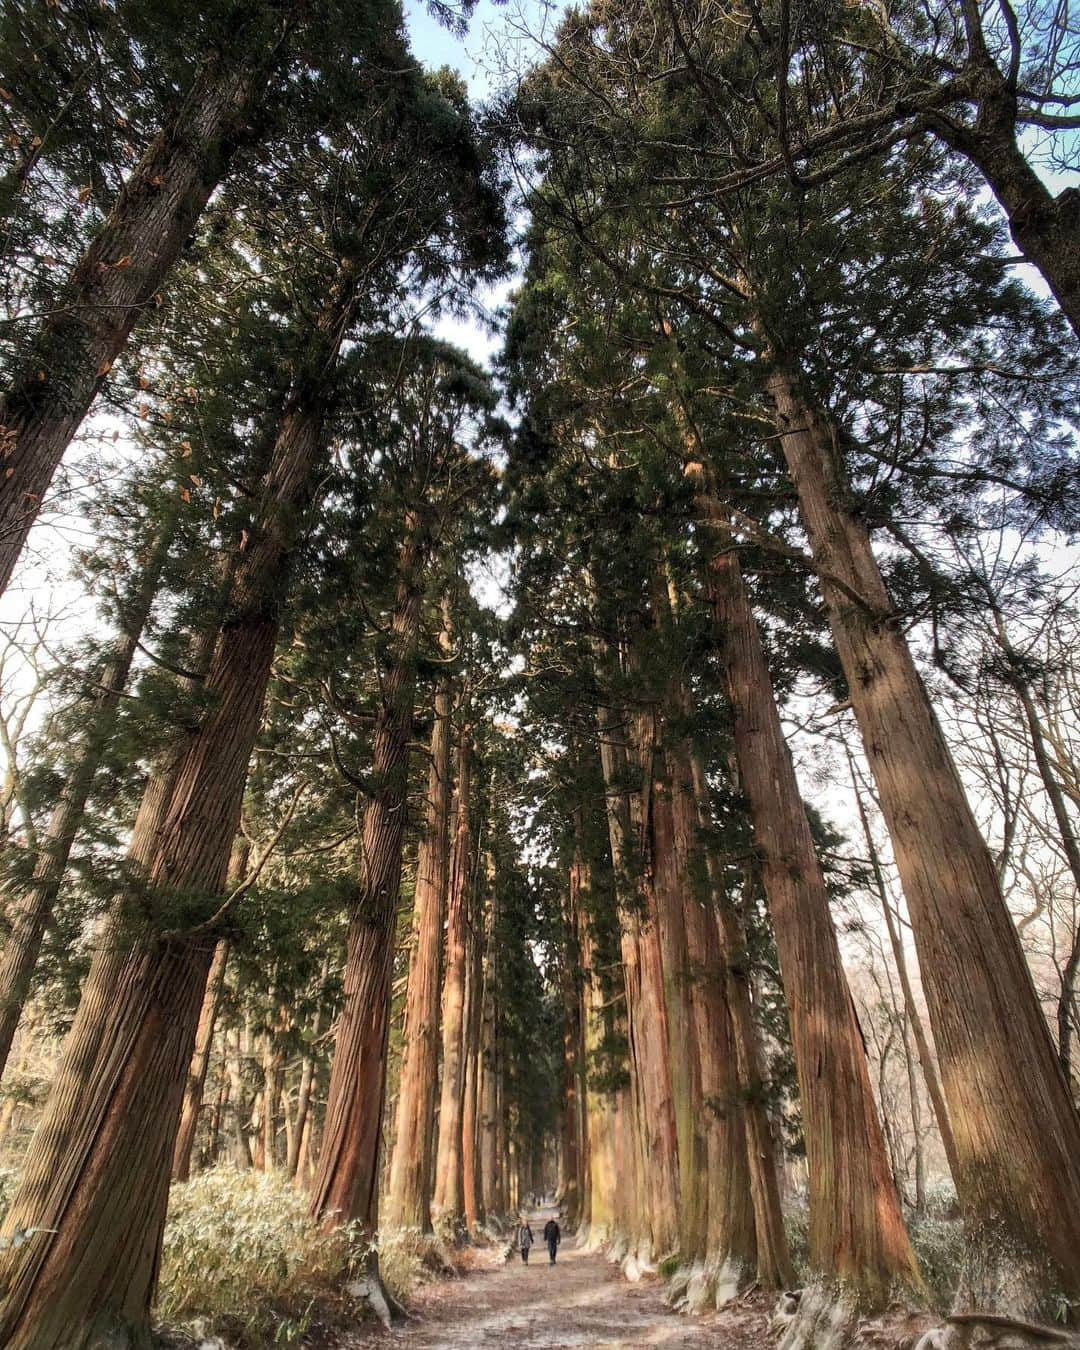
[375,1226,429,1301]
[907,1213,964,1311]
[158,1168,368,1348]
[778,1194,962,1312]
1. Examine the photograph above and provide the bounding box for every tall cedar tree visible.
[0,53,504,1349]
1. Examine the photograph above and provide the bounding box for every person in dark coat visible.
[543,1217,561,1264]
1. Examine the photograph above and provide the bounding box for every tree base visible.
[775,1285,860,1350]
[954,1225,1069,1328]
[667,1256,748,1313]
[914,1314,1079,1350]
[346,1260,408,1330]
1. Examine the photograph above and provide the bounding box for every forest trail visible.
[346,1211,769,1349]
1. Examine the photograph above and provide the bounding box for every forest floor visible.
[340,1210,772,1350]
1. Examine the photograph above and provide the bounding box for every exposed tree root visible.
[667,1255,749,1313]
[772,1289,1080,1350]
[914,1313,1080,1350]
[347,1261,408,1330]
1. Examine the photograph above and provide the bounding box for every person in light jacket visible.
[516,1218,534,1263]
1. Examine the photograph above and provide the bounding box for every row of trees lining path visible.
[0,0,1077,1346]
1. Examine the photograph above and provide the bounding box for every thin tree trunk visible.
[461,858,485,1234]
[768,361,1080,1314]
[578,883,618,1243]
[309,519,426,1238]
[0,47,276,594]
[0,523,172,1078]
[385,648,454,1231]
[494,1045,509,1217]
[0,363,333,1349]
[172,936,231,1183]
[558,880,583,1231]
[847,753,960,1184]
[227,1028,252,1170]
[262,998,288,1172]
[206,1049,229,1169]
[902,1011,927,1215]
[432,734,473,1234]
[288,980,326,1179]
[478,872,501,1221]
[988,608,1080,1078]
[706,519,918,1304]
[172,837,248,1182]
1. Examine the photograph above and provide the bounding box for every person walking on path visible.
[516,1218,535,1263]
[543,1217,561,1265]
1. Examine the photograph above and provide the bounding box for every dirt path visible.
[345,1211,770,1350]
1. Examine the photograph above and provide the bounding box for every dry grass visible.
[158,1168,372,1348]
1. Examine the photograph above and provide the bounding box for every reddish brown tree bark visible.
[432,734,473,1233]
[478,865,501,1222]
[684,743,795,1290]
[461,862,486,1234]
[705,513,919,1305]
[0,44,281,594]
[558,879,584,1230]
[384,654,454,1232]
[309,520,426,1237]
[665,725,759,1286]
[0,328,336,1348]
[594,685,680,1260]
[767,363,1080,1313]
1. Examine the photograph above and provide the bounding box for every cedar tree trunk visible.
[384,657,454,1232]
[769,362,1080,1316]
[707,521,919,1305]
